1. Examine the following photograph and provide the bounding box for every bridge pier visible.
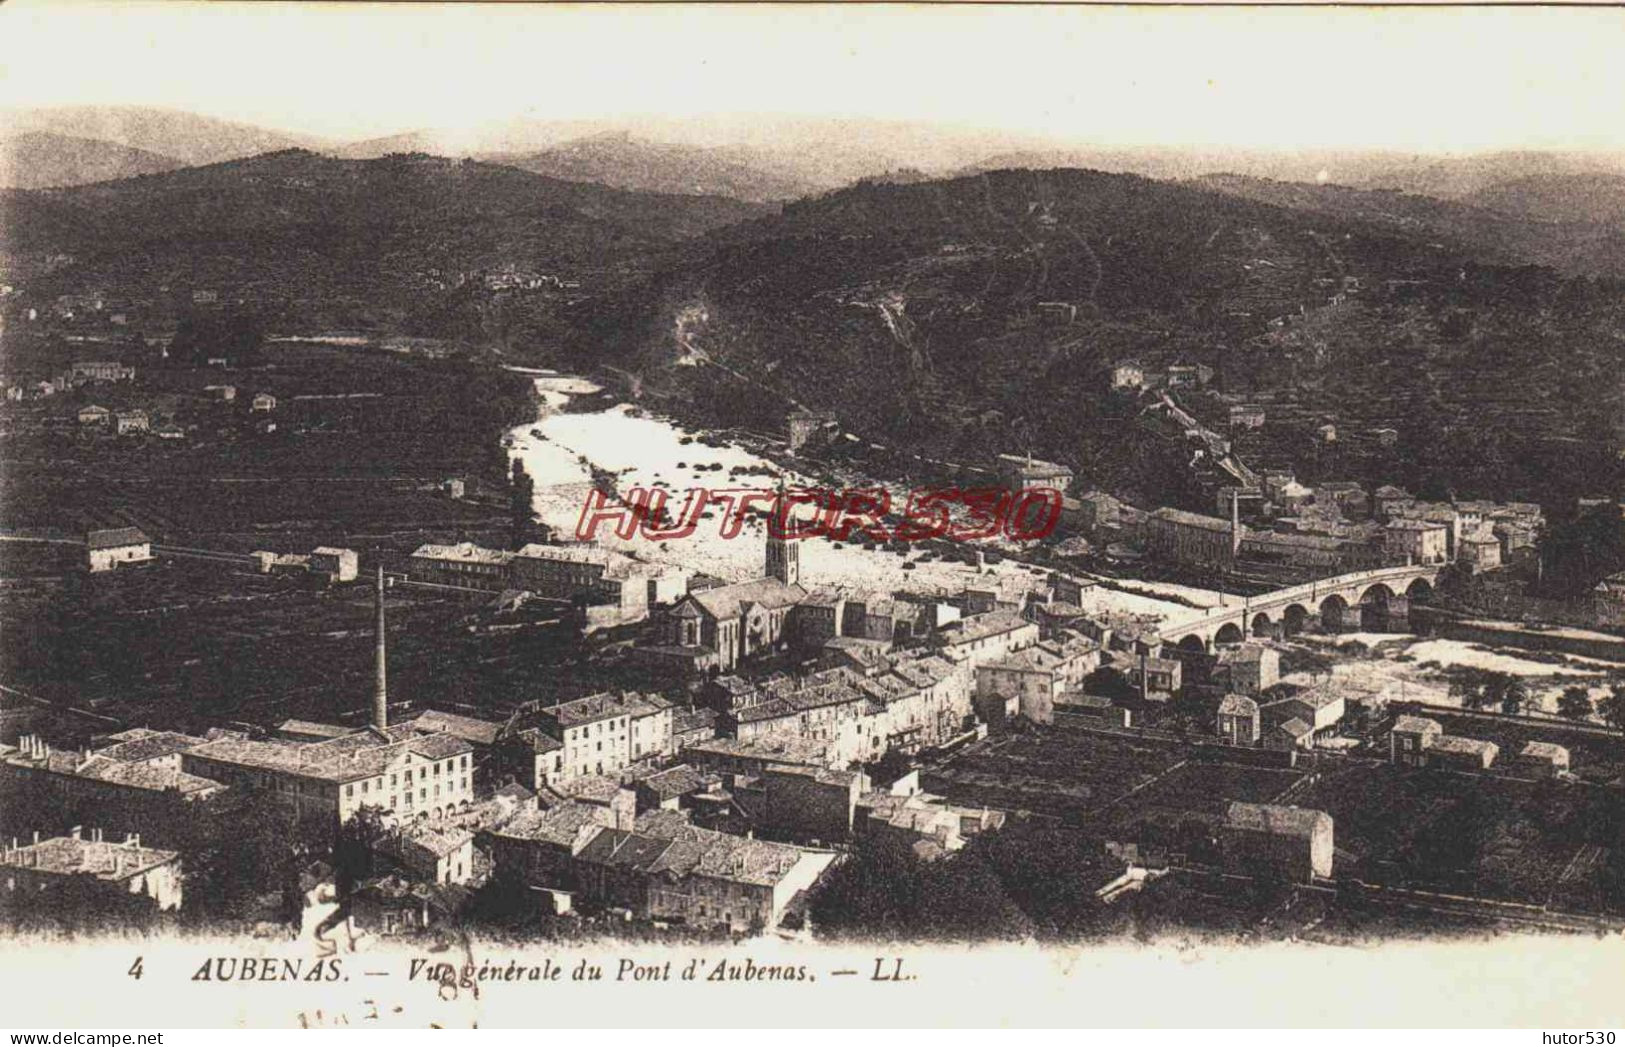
[1381,594,1410,632]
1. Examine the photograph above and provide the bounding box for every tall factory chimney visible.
[373,565,388,730]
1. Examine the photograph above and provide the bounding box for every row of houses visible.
[1388,715,1569,777]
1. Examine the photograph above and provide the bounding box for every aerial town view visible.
[4,1,1625,1032]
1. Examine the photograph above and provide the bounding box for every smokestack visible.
[374,566,388,730]
[1230,490,1242,557]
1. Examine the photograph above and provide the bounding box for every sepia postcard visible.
[3,0,1625,1031]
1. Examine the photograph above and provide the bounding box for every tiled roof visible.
[1217,694,1259,716]
[542,691,666,729]
[412,710,504,747]
[95,731,207,764]
[690,578,807,620]
[672,707,719,737]
[1,837,179,881]
[559,775,624,804]
[186,724,471,784]
[637,764,709,799]
[492,800,617,849]
[941,609,1035,646]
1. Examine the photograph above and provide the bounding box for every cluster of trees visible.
[1557,682,1625,729]
[1536,502,1625,598]
[1449,671,1534,716]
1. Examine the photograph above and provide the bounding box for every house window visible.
[346,784,354,797]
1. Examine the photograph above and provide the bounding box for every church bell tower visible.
[766,481,801,587]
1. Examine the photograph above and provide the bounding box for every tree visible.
[807,834,924,940]
[1557,686,1595,722]
[509,459,539,549]
[1599,684,1625,733]
[1501,679,1530,717]
[333,806,389,898]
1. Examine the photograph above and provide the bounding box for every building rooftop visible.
[491,800,616,850]
[1386,517,1449,532]
[1217,694,1259,717]
[86,526,150,550]
[94,730,208,764]
[1430,735,1500,758]
[187,724,472,784]
[411,710,504,747]
[1151,507,1236,533]
[1216,643,1274,667]
[1,835,178,882]
[1225,801,1331,839]
[1520,741,1570,761]
[682,735,834,769]
[689,577,808,620]
[541,691,668,729]
[636,764,710,800]
[276,719,352,740]
[996,454,1073,480]
[410,542,514,565]
[1391,715,1443,736]
[940,608,1035,647]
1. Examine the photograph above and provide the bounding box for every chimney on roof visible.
[69,825,81,841]
[373,565,388,730]
[126,833,139,849]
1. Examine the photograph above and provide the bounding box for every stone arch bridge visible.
[1155,564,1444,653]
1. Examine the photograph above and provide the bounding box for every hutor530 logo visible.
[576,486,1063,543]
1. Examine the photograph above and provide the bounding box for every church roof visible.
[689,577,807,620]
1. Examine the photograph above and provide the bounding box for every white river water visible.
[506,376,1220,626]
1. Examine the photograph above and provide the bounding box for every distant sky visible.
[3,1,1625,154]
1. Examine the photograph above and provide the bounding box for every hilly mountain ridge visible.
[3,105,330,167]
[0,149,771,305]
[564,167,1625,506]
[0,131,187,189]
[485,132,818,203]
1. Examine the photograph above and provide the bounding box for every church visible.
[641,525,808,674]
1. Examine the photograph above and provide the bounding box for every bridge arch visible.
[1249,611,1275,639]
[1406,576,1435,603]
[1174,633,1209,654]
[1281,603,1310,637]
[1318,593,1351,632]
[1359,582,1396,630]
[1214,622,1244,647]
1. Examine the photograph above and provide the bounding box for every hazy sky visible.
[3,1,1625,154]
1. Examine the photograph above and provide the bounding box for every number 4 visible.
[128,956,144,980]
